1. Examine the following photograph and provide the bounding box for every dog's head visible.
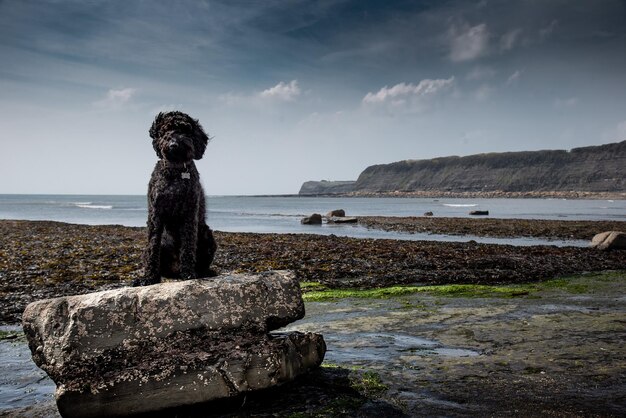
[149,111,209,162]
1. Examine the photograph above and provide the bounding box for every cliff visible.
[299,141,625,195]
[299,180,356,195]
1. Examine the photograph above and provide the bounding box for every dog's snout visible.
[168,140,178,149]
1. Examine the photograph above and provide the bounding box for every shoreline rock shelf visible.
[21,271,326,417]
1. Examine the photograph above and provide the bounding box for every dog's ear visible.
[150,112,165,158]
[191,118,210,160]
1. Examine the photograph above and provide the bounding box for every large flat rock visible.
[23,271,304,375]
[56,332,325,418]
[22,271,325,417]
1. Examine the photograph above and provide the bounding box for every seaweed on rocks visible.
[1,220,624,324]
[358,216,626,240]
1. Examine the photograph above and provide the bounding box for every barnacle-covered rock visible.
[22,271,325,417]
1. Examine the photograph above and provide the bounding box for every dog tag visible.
[181,172,191,180]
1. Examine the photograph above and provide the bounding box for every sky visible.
[1,0,625,195]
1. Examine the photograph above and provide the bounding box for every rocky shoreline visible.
[1,219,625,325]
[304,190,626,199]
[358,216,626,240]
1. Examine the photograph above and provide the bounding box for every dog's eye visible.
[170,122,189,134]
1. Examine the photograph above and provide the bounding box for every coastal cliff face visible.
[299,180,356,195]
[300,141,625,195]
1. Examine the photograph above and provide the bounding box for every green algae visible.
[285,366,391,418]
[302,283,538,301]
[350,370,389,397]
[300,281,328,291]
[287,396,364,418]
[302,271,625,302]
[0,330,22,341]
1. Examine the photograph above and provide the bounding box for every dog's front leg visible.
[180,205,199,280]
[135,213,164,286]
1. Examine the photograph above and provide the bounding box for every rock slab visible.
[327,216,358,224]
[590,231,626,250]
[22,271,325,417]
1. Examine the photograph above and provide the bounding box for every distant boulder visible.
[423,211,434,217]
[591,231,626,250]
[326,209,346,218]
[469,210,489,216]
[301,213,323,225]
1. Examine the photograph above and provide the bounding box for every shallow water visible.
[0,326,55,412]
[325,331,480,364]
[282,275,626,416]
[0,194,614,247]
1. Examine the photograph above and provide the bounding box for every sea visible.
[0,194,624,247]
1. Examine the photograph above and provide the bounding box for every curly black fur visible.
[133,111,217,286]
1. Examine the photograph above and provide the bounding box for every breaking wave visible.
[75,204,113,210]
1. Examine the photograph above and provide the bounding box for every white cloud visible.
[362,77,455,114]
[363,77,455,104]
[554,97,579,108]
[506,69,522,85]
[220,80,302,106]
[93,88,137,108]
[500,28,522,51]
[448,23,489,62]
[259,80,301,101]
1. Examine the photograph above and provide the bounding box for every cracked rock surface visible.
[21,271,325,417]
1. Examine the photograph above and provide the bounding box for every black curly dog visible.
[133,111,217,286]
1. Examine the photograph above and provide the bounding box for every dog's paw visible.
[132,277,161,287]
[204,268,219,278]
[180,271,197,281]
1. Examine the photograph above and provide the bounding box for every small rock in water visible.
[469,210,489,216]
[327,216,358,224]
[22,271,325,417]
[423,211,434,217]
[302,213,323,224]
[326,209,346,218]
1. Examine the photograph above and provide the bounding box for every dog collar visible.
[182,163,191,180]
[162,160,191,179]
